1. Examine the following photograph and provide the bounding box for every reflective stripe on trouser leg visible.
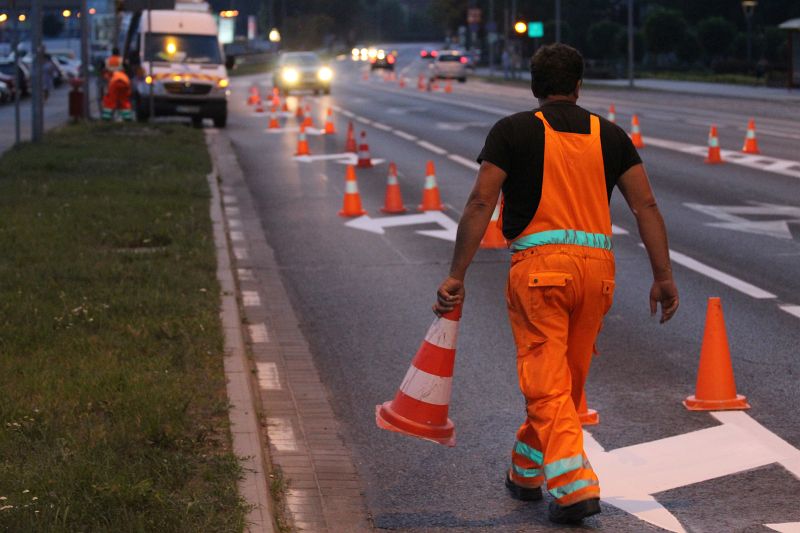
[510,438,544,487]
[101,107,113,120]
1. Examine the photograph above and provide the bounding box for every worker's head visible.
[112,47,120,56]
[530,44,583,101]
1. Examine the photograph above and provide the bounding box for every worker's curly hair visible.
[530,44,584,98]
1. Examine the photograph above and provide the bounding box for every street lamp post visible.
[741,0,757,71]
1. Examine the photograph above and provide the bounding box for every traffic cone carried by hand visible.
[338,165,367,217]
[357,131,373,168]
[742,119,760,154]
[577,394,599,426]
[418,161,444,211]
[268,106,280,130]
[684,297,750,411]
[345,121,357,153]
[324,108,336,135]
[630,114,644,148]
[480,200,506,249]
[704,125,723,164]
[607,104,616,124]
[381,162,407,214]
[295,125,311,156]
[376,304,462,447]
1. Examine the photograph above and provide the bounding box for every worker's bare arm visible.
[433,161,506,315]
[618,163,679,323]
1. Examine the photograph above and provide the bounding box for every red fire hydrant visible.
[68,78,84,121]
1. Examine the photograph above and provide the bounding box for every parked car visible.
[52,54,82,79]
[428,50,468,82]
[274,52,332,95]
[0,80,10,102]
[0,61,30,96]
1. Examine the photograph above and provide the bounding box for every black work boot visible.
[505,472,543,501]
[548,498,601,524]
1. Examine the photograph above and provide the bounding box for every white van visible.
[123,5,231,127]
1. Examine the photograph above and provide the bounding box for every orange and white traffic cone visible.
[362,70,369,81]
[381,162,407,214]
[357,131,373,168]
[399,76,406,88]
[480,201,506,249]
[323,108,336,135]
[282,100,290,113]
[431,79,440,91]
[268,106,280,130]
[294,125,311,156]
[742,118,760,154]
[684,297,750,411]
[295,97,304,120]
[338,165,367,217]
[418,74,425,91]
[345,121,357,153]
[247,86,260,105]
[630,114,645,149]
[254,99,265,114]
[444,80,453,93]
[704,124,723,164]
[376,304,462,447]
[577,394,599,426]
[302,104,314,128]
[418,161,444,211]
[271,87,280,108]
[607,104,616,124]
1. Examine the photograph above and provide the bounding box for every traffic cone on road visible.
[338,165,367,217]
[357,131,373,168]
[362,70,369,81]
[480,201,506,249]
[271,88,280,108]
[418,161,444,211]
[742,119,761,154]
[704,125,723,164]
[247,86,260,105]
[684,297,750,411]
[345,121,357,153]
[399,76,406,88]
[324,108,336,135]
[295,97,305,120]
[268,106,280,130]
[294,125,311,156]
[577,394,599,426]
[376,304,462,447]
[254,99,265,114]
[418,74,425,91]
[607,104,616,124]
[282,100,290,113]
[381,162,407,214]
[630,114,645,148]
[302,104,314,128]
[431,79,440,91]
[444,80,453,93]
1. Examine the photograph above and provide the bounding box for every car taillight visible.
[431,50,438,57]
[460,56,468,64]
[387,55,395,64]
[420,51,428,57]
[370,57,376,63]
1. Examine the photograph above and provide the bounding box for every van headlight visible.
[217,78,229,88]
[282,67,299,83]
[317,67,333,82]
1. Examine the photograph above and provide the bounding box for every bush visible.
[587,20,624,60]
[643,8,687,56]
[697,17,737,61]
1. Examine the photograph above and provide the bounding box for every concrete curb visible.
[206,129,276,533]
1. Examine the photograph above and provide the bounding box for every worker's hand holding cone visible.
[376,304,462,447]
[480,200,506,249]
[684,297,750,411]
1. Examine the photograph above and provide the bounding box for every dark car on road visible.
[369,49,396,71]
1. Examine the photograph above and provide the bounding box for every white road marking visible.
[230,230,244,242]
[233,247,248,260]
[765,523,800,533]
[355,116,372,125]
[225,206,240,216]
[611,224,629,235]
[655,246,777,299]
[237,268,254,281]
[345,212,458,241]
[256,362,281,391]
[447,153,480,170]
[684,202,800,240]
[779,305,800,319]
[228,219,241,228]
[417,140,448,155]
[242,290,261,307]
[248,323,269,343]
[756,127,800,141]
[340,109,355,117]
[393,129,418,141]
[266,417,298,451]
[223,194,237,204]
[435,121,489,131]
[372,121,393,131]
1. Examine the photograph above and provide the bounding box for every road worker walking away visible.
[433,44,679,524]
[101,48,133,122]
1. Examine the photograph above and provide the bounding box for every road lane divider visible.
[372,121,393,131]
[447,153,480,170]
[417,140,448,155]
[392,129,418,141]
[779,305,800,319]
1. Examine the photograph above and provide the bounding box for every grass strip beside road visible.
[0,123,247,531]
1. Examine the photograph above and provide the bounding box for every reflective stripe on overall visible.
[506,111,615,506]
[101,71,132,121]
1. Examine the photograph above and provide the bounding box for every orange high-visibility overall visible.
[101,70,132,121]
[506,111,615,506]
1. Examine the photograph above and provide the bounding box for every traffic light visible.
[514,21,527,34]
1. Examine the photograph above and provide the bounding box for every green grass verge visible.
[0,123,247,532]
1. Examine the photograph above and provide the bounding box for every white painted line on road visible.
[242,290,261,307]
[779,305,800,319]
[765,523,800,533]
[756,127,800,141]
[655,246,777,299]
[417,140,448,155]
[228,218,241,228]
[248,323,269,343]
[448,153,480,170]
[392,129,418,141]
[372,121,393,131]
[256,362,281,391]
[233,247,248,260]
[611,224,629,235]
[330,104,342,112]
[237,268,254,281]
[230,230,244,242]
[355,116,372,125]
[225,206,240,216]
[340,109,355,118]
[223,194,237,204]
[266,417,298,452]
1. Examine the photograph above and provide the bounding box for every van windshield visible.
[145,33,222,64]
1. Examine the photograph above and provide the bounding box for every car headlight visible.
[318,67,333,82]
[217,78,229,88]
[282,67,299,83]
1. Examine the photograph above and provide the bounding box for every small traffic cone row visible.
[684,297,749,411]
[444,80,453,93]
[324,108,336,135]
[247,86,260,105]
[345,121,357,153]
[338,165,367,217]
[630,114,645,148]
[577,394,599,426]
[607,104,616,124]
[268,106,280,130]
[376,303,463,447]
[418,161,444,211]
[704,125,723,164]
[357,131,373,168]
[302,104,314,128]
[381,162,407,214]
[742,118,760,154]
[295,125,310,156]
[480,200,506,249]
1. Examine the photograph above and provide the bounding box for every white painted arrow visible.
[345,212,458,241]
[766,523,800,533]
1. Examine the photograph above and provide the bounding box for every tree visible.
[42,14,64,38]
[643,8,686,56]
[696,16,737,61]
[586,20,623,60]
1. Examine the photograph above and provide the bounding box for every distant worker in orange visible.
[433,44,678,524]
[101,47,132,121]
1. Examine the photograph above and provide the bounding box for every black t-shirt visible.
[477,101,642,240]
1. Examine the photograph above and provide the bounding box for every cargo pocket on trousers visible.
[601,279,615,315]
[528,272,573,319]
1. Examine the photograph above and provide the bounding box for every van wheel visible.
[191,116,203,128]
[213,113,227,128]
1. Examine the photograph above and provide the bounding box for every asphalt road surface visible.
[224,44,800,532]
